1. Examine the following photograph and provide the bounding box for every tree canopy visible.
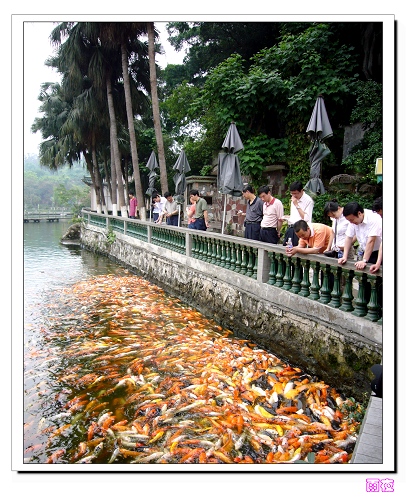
[30,21,383,213]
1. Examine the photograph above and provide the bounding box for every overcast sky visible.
[23,21,185,156]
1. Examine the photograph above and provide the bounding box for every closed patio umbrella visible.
[217,122,244,234]
[305,95,333,195]
[145,151,159,221]
[173,150,191,226]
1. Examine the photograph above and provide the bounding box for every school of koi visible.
[24,273,362,465]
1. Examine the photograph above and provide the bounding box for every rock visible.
[60,223,81,246]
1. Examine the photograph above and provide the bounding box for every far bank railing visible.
[82,210,383,323]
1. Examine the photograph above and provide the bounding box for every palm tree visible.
[105,70,128,217]
[97,22,154,218]
[147,22,168,194]
[45,23,113,214]
[38,22,157,218]
[119,24,150,219]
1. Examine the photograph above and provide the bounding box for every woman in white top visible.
[323,200,355,259]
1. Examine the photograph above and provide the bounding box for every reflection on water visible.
[23,222,362,465]
[24,221,121,295]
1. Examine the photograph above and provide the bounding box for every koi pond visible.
[23,221,364,465]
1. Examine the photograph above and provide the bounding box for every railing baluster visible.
[329,266,342,308]
[309,261,320,300]
[197,235,204,260]
[319,263,332,304]
[240,246,248,275]
[192,235,198,258]
[298,259,310,297]
[339,268,354,311]
[365,275,381,322]
[291,257,302,294]
[202,237,208,261]
[252,249,258,280]
[206,238,212,263]
[229,242,236,271]
[282,255,292,290]
[352,272,368,317]
[275,253,284,287]
[225,242,231,269]
[267,251,277,285]
[211,238,219,265]
[246,247,253,277]
[235,244,242,273]
[213,239,221,266]
[219,240,226,267]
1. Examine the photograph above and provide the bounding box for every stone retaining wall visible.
[81,224,382,400]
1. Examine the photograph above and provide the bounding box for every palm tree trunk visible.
[123,157,129,210]
[103,153,112,203]
[92,148,108,215]
[121,42,146,220]
[106,74,128,218]
[84,152,101,214]
[147,22,168,194]
[109,129,118,216]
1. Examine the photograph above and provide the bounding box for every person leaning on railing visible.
[152,193,167,224]
[285,220,332,256]
[370,196,383,273]
[323,199,355,260]
[337,201,382,271]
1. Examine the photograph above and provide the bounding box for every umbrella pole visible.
[221,194,227,234]
[178,205,181,227]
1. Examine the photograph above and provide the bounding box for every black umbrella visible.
[145,151,159,221]
[173,150,191,226]
[217,122,244,234]
[305,95,333,195]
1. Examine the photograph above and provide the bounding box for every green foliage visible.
[163,23,360,185]
[239,135,288,183]
[71,215,83,224]
[342,81,382,183]
[282,128,310,193]
[225,220,233,235]
[166,21,281,85]
[200,164,214,176]
[106,228,116,245]
[311,192,375,224]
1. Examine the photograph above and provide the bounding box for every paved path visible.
[351,395,382,463]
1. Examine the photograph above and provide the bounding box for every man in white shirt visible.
[338,201,382,270]
[283,181,314,246]
[151,193,167,224]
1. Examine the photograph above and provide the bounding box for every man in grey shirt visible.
[161,191,179,226]
[189,189,209,231]
[240,185,264,241]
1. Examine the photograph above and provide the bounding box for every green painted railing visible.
[83,210,382,323]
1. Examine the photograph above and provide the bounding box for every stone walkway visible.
[351,395,382,463]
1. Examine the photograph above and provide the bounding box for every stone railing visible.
[83,210,382,323]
